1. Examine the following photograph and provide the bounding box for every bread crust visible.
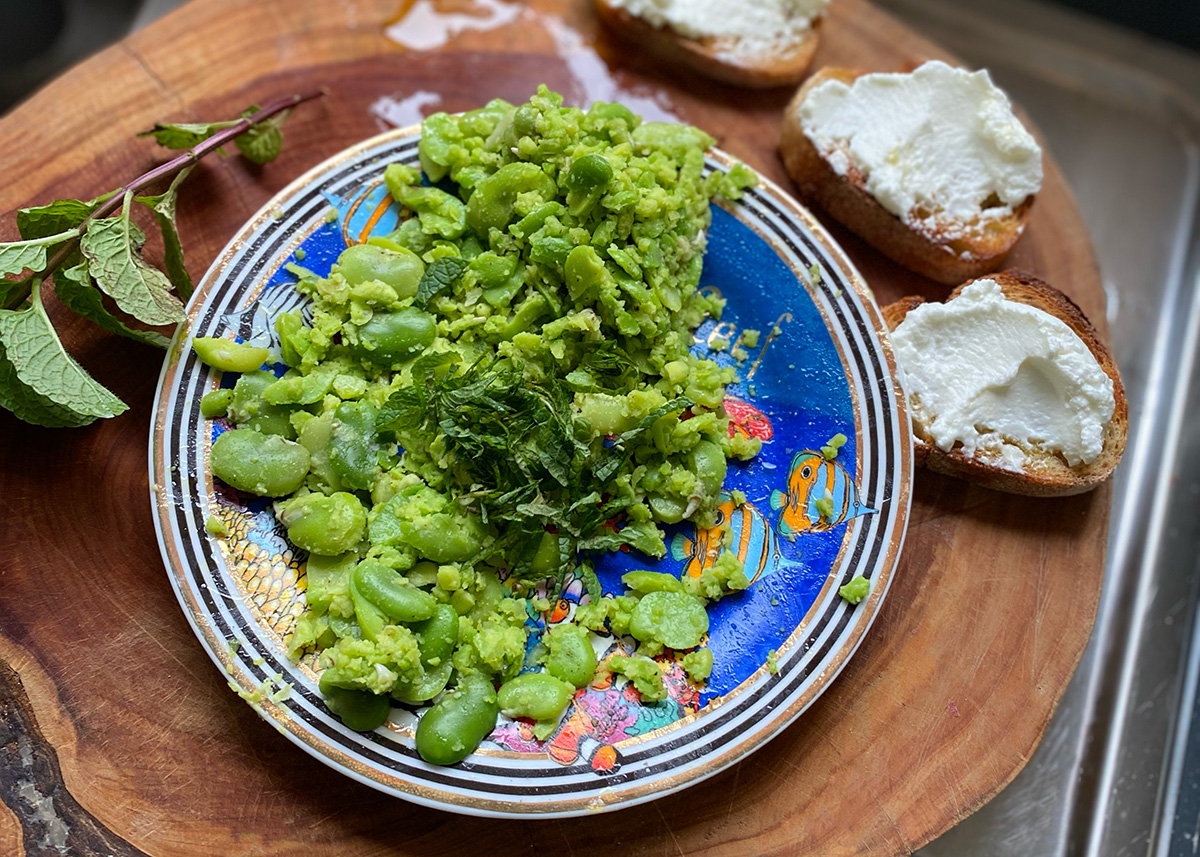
[884,270,1127,496]
[594,0,821,89]
[780,68,1035,285]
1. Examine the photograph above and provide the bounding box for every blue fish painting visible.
[323,179,403,247]
[770,450,875,536]
[671,492,781,585]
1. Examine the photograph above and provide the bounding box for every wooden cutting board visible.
[0,0,1109,854]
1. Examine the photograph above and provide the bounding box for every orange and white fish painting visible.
[671,492,780,585]
[323,180,403,247]
[770,450,875,536]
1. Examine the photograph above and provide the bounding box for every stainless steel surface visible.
[873,1,1200,854]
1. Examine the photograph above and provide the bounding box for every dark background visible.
[0,0,1199,114]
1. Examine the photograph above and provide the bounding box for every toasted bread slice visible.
[883,271,1127,496]
[594,0,821,89]
[780,67,1035,285]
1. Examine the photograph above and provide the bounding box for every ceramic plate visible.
[150,127,911,818]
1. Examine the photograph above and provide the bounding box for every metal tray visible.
[873,0,1200,854]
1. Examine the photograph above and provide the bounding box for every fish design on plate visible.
[324,180,403,247]
[770,450,875,536]
[671,491,781,585]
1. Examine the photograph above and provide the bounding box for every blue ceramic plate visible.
[150,128,912,818]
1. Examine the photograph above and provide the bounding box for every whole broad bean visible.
[319,673,391,731]
[414,674,500,765]
[328,401,381,491]
[192,336,269,374]
[563,153,612,218]
[629,590,709,650]
[352,560,436,623]
[210,428,309,497]
[497,673,575,722]
[227,370,296,438]
[276,492,366,556]
[412,603,459,667]
[689,440,727,496]
[648,494,686,524]
[404,511,489,564]
[335,243,425,297]
[543,623,597,689]
[354,308,436,367]
[465,162,556,236]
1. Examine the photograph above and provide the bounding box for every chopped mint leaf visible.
[415,256,468,307]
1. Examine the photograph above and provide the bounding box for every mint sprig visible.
[0,89,325,428]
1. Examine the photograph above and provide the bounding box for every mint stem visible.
[2,88,327,312]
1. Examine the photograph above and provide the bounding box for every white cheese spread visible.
[890,279,1114,468]
[798,61,1043,242]
[609,0,830,60]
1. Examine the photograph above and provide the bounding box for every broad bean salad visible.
[194,87,760,764]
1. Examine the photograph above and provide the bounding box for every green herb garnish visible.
[0,90,324,427]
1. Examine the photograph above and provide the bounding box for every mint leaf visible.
[0,281,127,426]
[415,257,468,307]
[0,277,32,309]
[54,263,170,349]
[80,192,185,326]
[0,230,79,279]
[17,198,95,240]
[139,120,237,150]
[235,119,284,165]
[136,166,194,300]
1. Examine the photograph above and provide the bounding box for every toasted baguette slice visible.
[594,0,821,89]
[883,270,1127,496]
[780,67,1034,285]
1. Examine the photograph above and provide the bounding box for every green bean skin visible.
[391,661,453,705]
[352,560,437,623]
[415,674,499,765]
[192,336,269,374]
[319,674,391,731]
[497,673,575,721]
[354,308,436,367]
[277,492,366,556]
[200,388,234,419]
[210,429,310,497]
[336,243,425,296]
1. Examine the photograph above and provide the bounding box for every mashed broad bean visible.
[198,86,759,763]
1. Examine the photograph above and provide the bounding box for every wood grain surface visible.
[0,0,1109,854]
